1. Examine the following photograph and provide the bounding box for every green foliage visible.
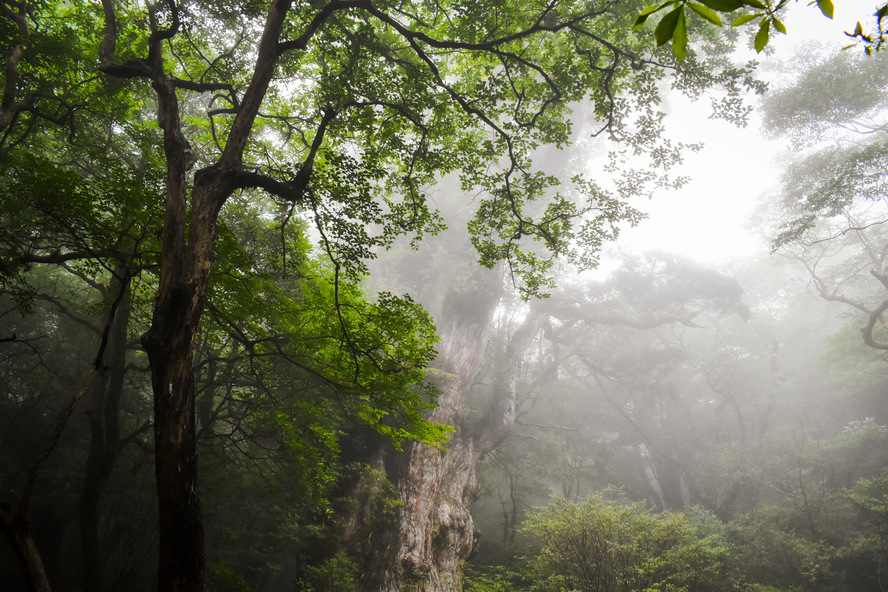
[463,564,530,592]
[521,493,734,592]
[632,0,881,58]
[633,0,784,59]
[208,196,448,449]
[298,554,356,592]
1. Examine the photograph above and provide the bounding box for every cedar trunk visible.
[343,271,544,591]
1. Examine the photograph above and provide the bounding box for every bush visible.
[520,493,737,592]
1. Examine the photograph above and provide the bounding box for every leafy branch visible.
[634,0,835,59]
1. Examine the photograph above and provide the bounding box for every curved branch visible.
[861,298,888,350]
[98,0,154,78]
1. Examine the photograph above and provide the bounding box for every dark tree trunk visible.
[141,173,231,592]
[0,508,52,592]
[79,270,132,592]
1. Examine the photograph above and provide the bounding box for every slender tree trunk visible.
[0,365,104,592]
[79,270,132,592]
[0,508,52,592]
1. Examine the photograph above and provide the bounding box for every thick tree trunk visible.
[142,173,230,592]
[344,270,551,592]
[386,271,501,591]
[340,269,501,591]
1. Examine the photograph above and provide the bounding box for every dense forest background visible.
[2,0,888,591]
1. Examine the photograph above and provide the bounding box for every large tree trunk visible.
[386,271,501,591]
[142,172,231,592]
[340,269,501,591]
[342,271,546,592]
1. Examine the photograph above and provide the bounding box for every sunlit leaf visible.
[634,2,678,29]
[655,5,684,46]
[754,18,770,52]
[772,16,787,33]
[741,0,767,9]
[673,9,689,59]
[816,0,834,18]
[731,12,761,26]
[688,2,723,25]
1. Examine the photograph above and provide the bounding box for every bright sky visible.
[608,0,880,266]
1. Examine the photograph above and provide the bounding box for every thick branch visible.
[98,0,155,78]
[0,45,27,130]
[861,298,888,350]
[277,0,368,53]
[220,0,294,166]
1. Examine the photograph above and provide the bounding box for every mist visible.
[2,3,888,592]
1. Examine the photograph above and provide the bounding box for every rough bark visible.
[338,269,500,591]
[386,271,501,592]
[341,270,551,592]
[98,0,306,588]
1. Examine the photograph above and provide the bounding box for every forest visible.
[2,0,888,591]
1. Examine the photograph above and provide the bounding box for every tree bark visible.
[141,173,231,592]
[344,270,550,591]
[0,507,52,592]
[386,271,502,591]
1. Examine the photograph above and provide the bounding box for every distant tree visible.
[760,49,888,355]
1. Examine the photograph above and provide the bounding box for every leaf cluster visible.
[634,0,834,59]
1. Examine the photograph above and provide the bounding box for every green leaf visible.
[688,2,723,25]
[633,1,676,28]
[730,12,761,26]
[816,0,834,18]
[772,16,787,33]
[655,5,684,46]
[741,0,767,9]
[673,8,689,59]
[754,18,770,52]
[698,0,744,11]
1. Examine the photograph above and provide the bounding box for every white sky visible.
[608,0,879,266]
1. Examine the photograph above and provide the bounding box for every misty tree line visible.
[1,0,888,591]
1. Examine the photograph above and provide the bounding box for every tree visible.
[759,48,888,354]
[2,0,764,589]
